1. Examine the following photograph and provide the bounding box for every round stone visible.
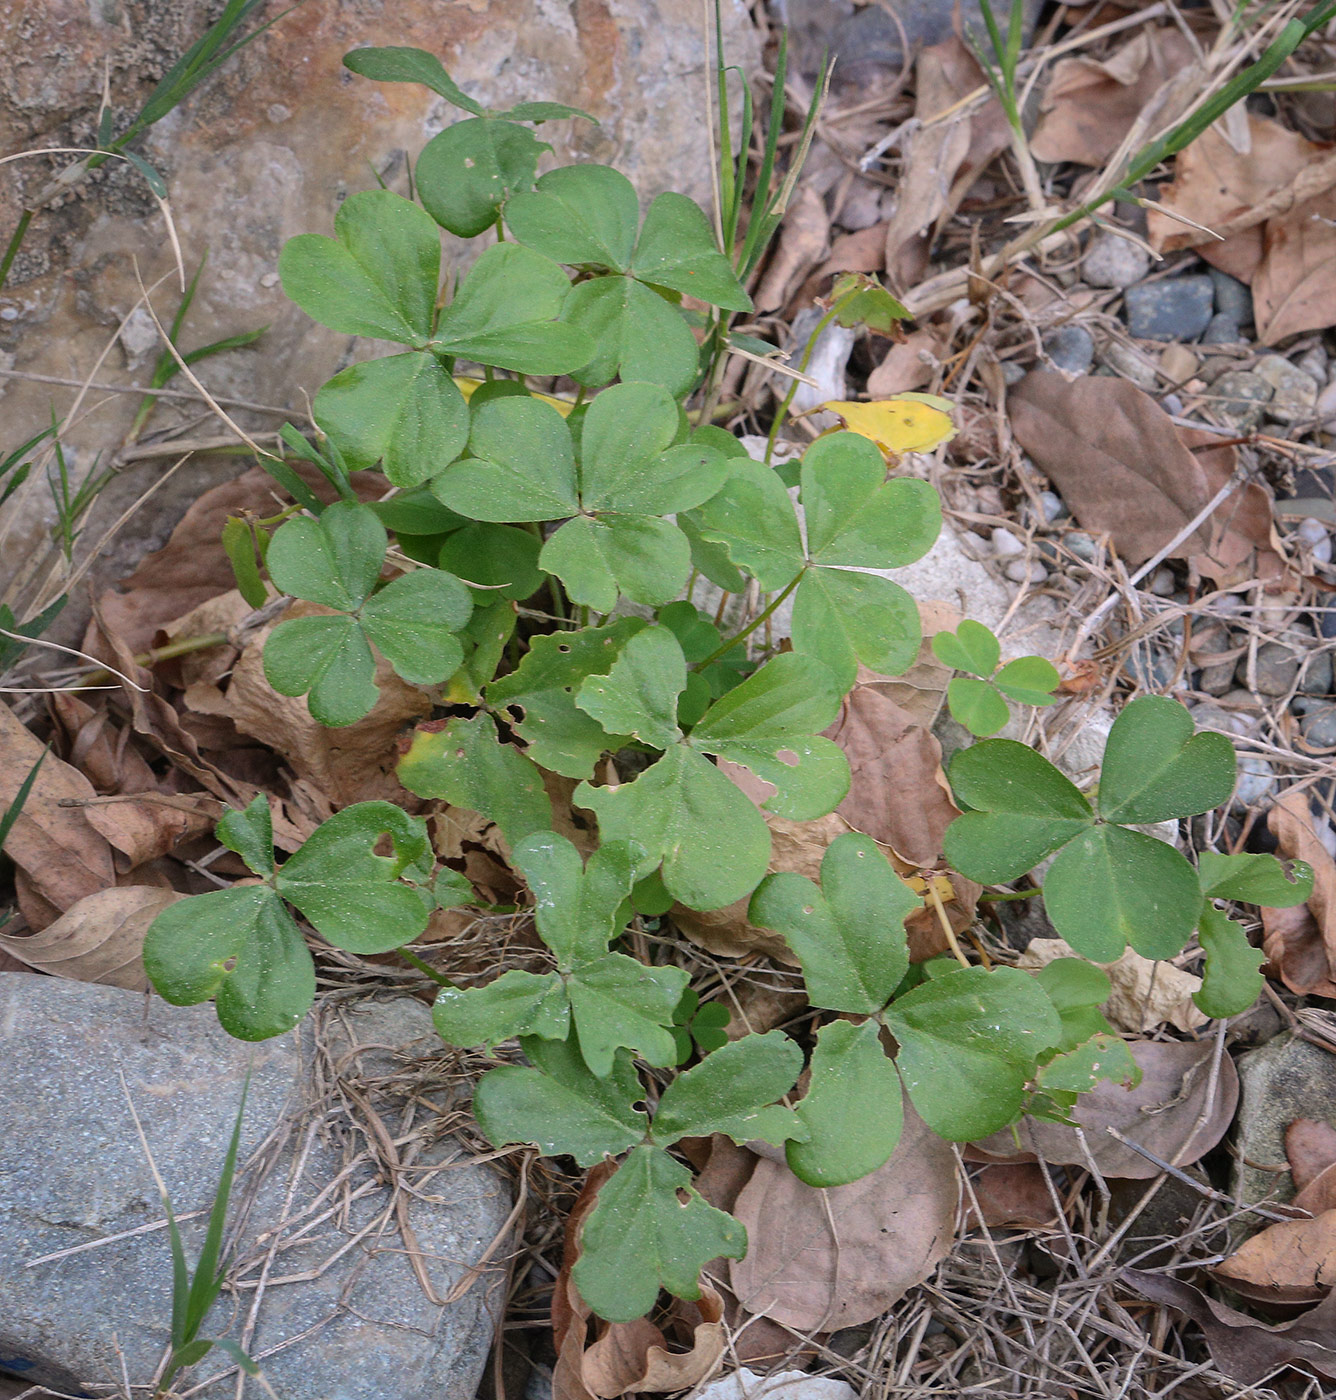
[1302,705,1336,750]
[1235,755,1277,806]
[1124,276,1215,342]
[1239,641,1302,696]
[1044,324,1096,374]
[992,526,1025,557]
[1201,313,1242,345]
[1211,370,1272,430]
[1004,558,1048,585]
[1083,232,1152,289]
[1255,353,1320,425]
[1064,530,1097,561]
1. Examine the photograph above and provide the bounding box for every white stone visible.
[1083,232,1151,289]
[1004,557,1048,585]
[1298,517,1333,564]
[991,526,1025,557]
[697,1369,858,1400]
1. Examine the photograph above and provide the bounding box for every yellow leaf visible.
[820,392,955,455]
[453,376,574,418]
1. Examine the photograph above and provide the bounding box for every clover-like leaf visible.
[932,620,1000,678]
[829,273,910,334]
[631,193,753,310]
[1096,696,1237,825]
[1037,1032,1140,1095]
[573,1144,747,1323]
[504,164,639,270]
[274,801,432,953]
[473,1036,648,1167]
[398,712,551,845]
[883,965,1062,1141]
[993,655,1060,706]
[542,513,691,611]
[432,970,571,1050]
[430,243,593,374]
[577,743,770,910]
[686,652,850,820]
[749,833,918,1014]
[575,625,685,750]
[416,117,549,238]
[1031,957,1115,1053]
[359,568,472,684]
[786,1018,904,1187]
[945,677,1011,738]
[790,566,921,690]
[143,885,315,1041]
[267,500,386,613]
[342,45,486,115]
[439,522,546,601]
[561,276,701,395]
[567,952,689,1076]
[261,614,378,728]
[216,793,277,879]
[693,459,804,590]
[1197,850,1314,906]
[943,740,1094,882]
[278,190,439,343]
[313,352,469,487]
[1194,903,1267,1019]
[651,1031,805,1147]
[487,619,646,778]
[1042,823,1203,963]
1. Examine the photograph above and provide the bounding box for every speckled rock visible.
[1100,340,1159,389]
[1082,232,1151,289]
[1210,370,1273,430]
[1209,268,1254,326]
[0,977,509,1400]
[1124,276,1215,342]
[1044,324,1095,374]
[1302,704,1336,750]
[1201,312,1242,345]
[1255,354,1319,425]
[0,0,760,623]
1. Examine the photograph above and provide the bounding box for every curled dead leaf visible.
[729,1100,958,1332]
[0,886,183,990]
[970,1038,1239,1179]
[1289,1120,1336,1194]
[964,1162,1060,1232]
[1212,1211,1336,1308]
[1264,792,1336,999]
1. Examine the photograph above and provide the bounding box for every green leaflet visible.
[1194,903,1266,1019]
[749,834,918,1014]
[786,1019,904,1187]
[416,117,549,238]
[575,626,686,750]
[945,677,1011,738]
[342,46,486,114]
[883,965,1062,1141]
[1096,696,1237,824]
[1197,850,1314,905]
[932,620,1000,677]
[397,712,551,845]
[933,623,1059,737]
[143,798,432,1040]
[562,276,701,396]
[649,1031,804,1147]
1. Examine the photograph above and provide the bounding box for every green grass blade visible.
[183,1075,250,1339]
[199,1339,259,1375]
[0,747,47,852]
[736,27,789,277]
[714,0,736,242]
[0,425,55,482]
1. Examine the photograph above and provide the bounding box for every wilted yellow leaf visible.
[454,376,574,417]
[820,392,956,455]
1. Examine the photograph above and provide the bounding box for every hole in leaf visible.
[776,748,799,767]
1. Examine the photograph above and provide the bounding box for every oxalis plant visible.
[141,44,1317,1325]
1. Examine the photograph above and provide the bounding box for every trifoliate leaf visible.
[1197,851,1314,906]
[575,626,686,750]
[262,612,379,728]
[217,794,276,878]
[883,965,1062,1141]
[1096,696,1237,825]
[1194,902,1266,1019]
[1031,957,1114,1053]
[993,655,1060,706]
[561,275,700,396]
[472,1036,648,1167]
[266,501,386,613]
[438,522,546,601]
[828,273,910,334]
[932,620,1000,678]
[631,193,752,311]
[786,1018,903,1187]
[1042,824,1204,963]
[651,1030,804,1147]
[359,567,472,684]
[946,677,1011,738]
[790,567,920,690]
[573,1144,747,1323]
[503,163,638,270]
[541,514,691,611]
[510,832,642,968]
[692,459,805,591]
[567,952,690,1076]
[416,118,548,238]
[397,712,551,845]
[943,740,1094,882]
[576,744,770,910]
[656,601,722,664]
[749,833,917,1014]
[432,969,569,1048]
[278,190,440,343]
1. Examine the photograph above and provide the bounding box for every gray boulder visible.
[0,977,510,1400]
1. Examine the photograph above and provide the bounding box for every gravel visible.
[1083,232,1151,289]
[1302,704,1336,750]
[1210,369,1273,430]
[1201,312,1242,345]
[1124,276,1215,342]
[1044,323,1095,374]
[1209,268,1254,326]
[1255,353,1320,424]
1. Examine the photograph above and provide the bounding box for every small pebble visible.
[1192,624,1238,696]
[1316,592,1336,641]
[992,526,1025,558]
[1038,490,1068,523]
[1211,369,1272,430]
[837,181,884,231]
[1239,641,1301,696]
[1101,340,1159,390]
[1305,650,1335,697]
[1004,558,1048,585]
[1297,517,1333,565]
[1161,393,1185,416]
[1001,361,1027,386]
[1199,355,1240,384]
[1189,701,1255,736]
[1148,565,1177,597]
[1044,324,1095,375]
[1302,705,1336,750]
[1316,377,1336,430]
[1159,343,1198,383]
[1292,695,1325,716]
[1209,268,1254,325]
[1201,313,1242,345]
[1125,276,1215,342]
[1123,647,1176,690]
[1235,754,1277,806]
[1297,345,1329,383]
[1065,530,1097,562]
[1255,353,1319,424]
[1083,232,1152,289]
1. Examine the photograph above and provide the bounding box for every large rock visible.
[0,976,510,1400]
[0,0,758,622]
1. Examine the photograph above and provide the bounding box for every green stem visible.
[764,296,850,465]
[977,886,1043,902]
[398,947,456,987]
[0,209,33,295]
[693,569,804,670]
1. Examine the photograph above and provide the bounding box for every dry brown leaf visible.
[1009,371,1282,584]
[866,328,945,398]
[0,701,115,927]
[194,602,431,810]
[729,1101,958,1331]
[969,1038,1239,1179]
[1289,1120,1336,1193]
[1127,1270,1336,1384]
[863,601,959,730]
[1212,1210,1336,1307]
[1147,116,1335,260]
[1254,185,1336,345]
[553,1163,726,1400]
[1296,1166,1336,1219]
[1264,791,1336,998]
[819,223,887,276]
[826,684,958,868]
[754,185,829,314]
[964,1162,1060,1231]
[1030,29,1198,167]
[884,38,1008,288]
[0,885,183,990]
[1017,937,1208,1035]
[49,691,159,796]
